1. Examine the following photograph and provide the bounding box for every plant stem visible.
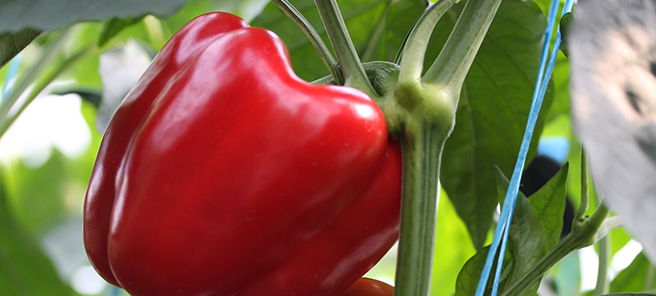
[501,232,588,296]
[0,29,70,126]
[422,0,502,95]
[272,0,343,84]
[594,232,611,295]
[501,199,611,296]
[0,45,96,138]
[394,118,448,296]
[314,0,377,97]
[575,149,590,221]
[396,0,456,85]
[387,2,502,294]
[587,202,611,236]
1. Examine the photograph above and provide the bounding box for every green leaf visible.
[0,29,40,69]
[4,151,72,233]
[609,253,656,294]
[496,179,546,295]
[455,246,494,296]
[455,163,567,295]
[455,245,514,296]
[524,162,569,244]
[0,0,189,34]
[251,0,425,81]
[438,0,551,248]
[559,13,573,57]
[98,16,146,47]
[360,0,426,62]
[494,163,568,294]
[0,174,74,295]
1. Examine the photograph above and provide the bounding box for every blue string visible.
[1,53,23,102]
[492,0,573,296]
[475,0,573,295]
[474,0,559,293]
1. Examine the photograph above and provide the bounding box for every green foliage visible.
[0,0,191,75]
[252,0,425,81]
[0,29,40,69]
[431,190,477,296]
[437,0,552,248]
[0,168,74,295]
[456,246,501,296]
[559,13,573,57]
[609,253,656,294]
[98,16,146,47]
[456,163,568,295]
[4,151,72,233]
[498,164,568,294]
[0,98,100,295]
[0,0,190,33]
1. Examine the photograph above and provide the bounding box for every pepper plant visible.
[0,0,654,296]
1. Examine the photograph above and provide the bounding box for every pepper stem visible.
[422,0,502,96]
[314,0,378,98]
[396,0,456,85]
[272,0,343,84]
[575,149,590,221]
[394,117,449,296]
[594,232,611,295]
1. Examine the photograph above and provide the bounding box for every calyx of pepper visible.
[313,61,400,101]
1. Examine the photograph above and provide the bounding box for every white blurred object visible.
[97,40,151,133]
[41,217,107,295]
[610,239,643,277]
[570,0,656,264]
[0,93,92,168]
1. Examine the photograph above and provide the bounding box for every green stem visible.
[314,0,377,97]
[396,0,456,85]
[272,0,343,84]
[575,149,590,221]
[384,1,501,295]
[394,119,448,296]
[594,232,611,295]
[501,200,611,296]
[502,146,610,296]
[0,29,70,126]
[587,202,611,235]
[501,231,590,296]
[0,45,96,138]
[422,0,502,95]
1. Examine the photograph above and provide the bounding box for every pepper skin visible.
[83,12,402,296]
[342,278,394,296]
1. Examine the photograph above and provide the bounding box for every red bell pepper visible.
[342,278,394,296]
[83,12,401,296]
